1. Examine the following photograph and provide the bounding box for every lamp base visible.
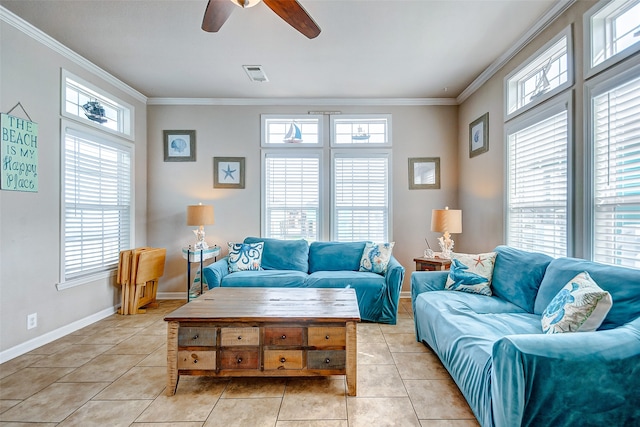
[437,232,455,259]
[192,228,209,250]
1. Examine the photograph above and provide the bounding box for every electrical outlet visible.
[27,313,37,330]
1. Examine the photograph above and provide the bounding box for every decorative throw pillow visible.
[445,252,497,296]
[541,271,612,334]
[227,242,264,273]
[359,242,395,274]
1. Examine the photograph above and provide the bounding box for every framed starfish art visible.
[213,157,245,189]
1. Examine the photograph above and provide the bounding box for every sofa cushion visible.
[534,257,640,329]
[445,252,496,296]
[359,242,395,274]
[222,270,308,288]
[227,242,263,272]
[308,241,366,273]
[541,272,612,334]
[244,237,309,272]
[492,245,552,313]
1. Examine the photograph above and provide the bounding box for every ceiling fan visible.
[202,0,321,39]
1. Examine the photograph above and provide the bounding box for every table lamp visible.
[431,206,462,259]
[186,204,214,250]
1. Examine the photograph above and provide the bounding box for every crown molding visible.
[456,0,577,104]
[1,6,147,104]
[147,97,458,106]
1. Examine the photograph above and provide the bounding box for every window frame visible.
[504,92,574,258]
[504,25,574,121]
[584,0,640,79]
[58,119,134,290]
[260,114,324,147]
[583,56,640,265]
[330,114,392,147]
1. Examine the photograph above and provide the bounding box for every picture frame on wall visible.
[214,157,245,189]
[164,130,196,162]
[469,113,489,158]
[408,157,440,189]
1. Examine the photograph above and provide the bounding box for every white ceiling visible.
[1,0,558,100]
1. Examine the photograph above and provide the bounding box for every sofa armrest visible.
[491,318,640,427]
[378,255,405,324]
[202,256,229,290]
[410,271,448,301]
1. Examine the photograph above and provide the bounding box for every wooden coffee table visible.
[164,287,361,396]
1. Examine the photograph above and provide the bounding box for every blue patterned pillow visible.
[359,242,395,274]
[445,252,497,296]
[228,242,264,273]
[541,272,612,334]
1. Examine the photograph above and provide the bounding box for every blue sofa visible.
[202,237,405,324]
[411,245,640,427]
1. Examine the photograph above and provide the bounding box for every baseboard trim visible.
[0,305,118,363]
[400,291,411,300]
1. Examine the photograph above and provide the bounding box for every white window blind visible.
[333,153,389,242]
[507,106,568,258]
[592,73,640,268]
[63,127,132,279]
[263,154,320,240]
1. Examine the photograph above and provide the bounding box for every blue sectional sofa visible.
[411,245,640,427]
[202,237,405,324]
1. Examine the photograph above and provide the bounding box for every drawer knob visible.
[237,336,242,340]
[280,357,286,363]
[193,358,198,364]
[237,357,243,363]
[281,335,287,340]
[325,335,330,340]
[193,334,199,340]
[325,358,331,364]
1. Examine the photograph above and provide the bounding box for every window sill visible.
[56,270,116,291]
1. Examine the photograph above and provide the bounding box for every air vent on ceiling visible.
[243,65,269,82]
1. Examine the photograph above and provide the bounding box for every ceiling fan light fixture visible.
[230,0,261,8]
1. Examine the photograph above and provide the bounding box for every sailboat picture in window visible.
[283,122,303,143]
[352,125,370,141]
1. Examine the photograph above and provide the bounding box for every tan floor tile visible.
[57,399,151,426]
[276,421,348,427]
[112,314,161,329]
[33,344,113,368]
[404,380,475,420]
[379,317,416,334]
[203,397,281,427]
[27,336,80,355]
[0,367,75,400]
[420,420,480,426]
[392,352,450,380]
[0,399,21,414]
[94,366,166,400]
[104,334,165,355]
[59,354,147,382]
[132,423,203,427]
[0,354,45,379]
[0,422,57,426]
[357,364,406,397]
[357,342,394,365]
[278,378,346,421]
[136,344,167,367]
[347,396,421,427]
[357,323,385,343]
[137,377,227,422]
[142,319,171,335]
[77,327,141,345]
[222,377,286,398]
[0,382,107,423]
[384,333,429,353]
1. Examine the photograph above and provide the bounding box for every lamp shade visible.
[186,204,214,226]
[431,207,462,234]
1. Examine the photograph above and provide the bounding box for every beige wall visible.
[147,104,459,295]
[0,23,147,355]
[457,0,599,256]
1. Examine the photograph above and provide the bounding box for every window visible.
[262,152,321,240]
[505,26,573,118]
[505,97,571,258]
[332,152,391,242]
[61,124,133,284]
[586,60,640,267]
[331,114,392,146]
[261,114,323,147]
[62,70,133,140]
[585,0,640,76]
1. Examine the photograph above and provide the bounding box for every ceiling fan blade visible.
[263,0,321,39]
[202,0,236,32]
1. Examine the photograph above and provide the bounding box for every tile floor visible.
[0,298,479,427]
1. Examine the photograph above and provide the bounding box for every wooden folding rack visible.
[117,247,166,314]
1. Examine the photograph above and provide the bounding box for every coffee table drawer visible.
[219,348,260,369]
[308,327,346,347]
[177,350,216,370]
[308,350,346,370]
[264,350,304,370]
[264,327,304,346]
[178,327,216,347]
[220,327,260,346]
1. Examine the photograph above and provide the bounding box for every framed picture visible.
[408,157,440,189]
[164,130,196,162]
[469,113,489,158]
[214,157,245,189]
